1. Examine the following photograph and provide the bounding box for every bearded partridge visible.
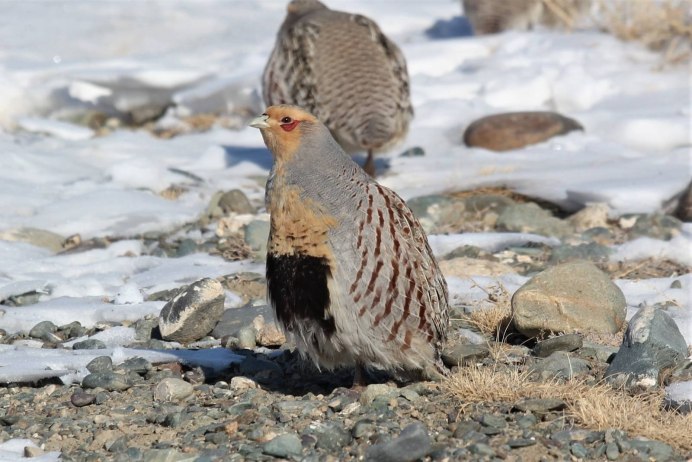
[262,0,413,176]
[462,0,590,34]
[250,105,448,385]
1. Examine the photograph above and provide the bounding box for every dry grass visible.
[595,0,692,63]
[445,364,692,451]
[459,282,513,339]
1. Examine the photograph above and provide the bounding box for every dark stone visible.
[70,389,96,407]
[29,320,58,340]
[673,180,692,222]
[82,372,133,391]
[463,111,583,151]
[267,253,335,335]
[549,243,612,264]
[513,398,567,413]
[158,278,225,343]
[86,356,113,373]
[73,339,107,350]
[365,421,432,462]
[210,304,275,339]
[119,357,152,375]
[309,422,352,451]
[605,306,688,389]
[508,438,536,448]
[533,334,583,358]
[262,433,302,458]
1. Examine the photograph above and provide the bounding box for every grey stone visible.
[175,239,197,257]
[73,339,107,350]
[352,419,375,438]
[468,443,495,456]
[218,189,254,214]
[140,448,193,462]
[133,317,159,342]
[70,389,96,407]
[210,304,275,339]
[399,146,425,157]
[580,341,618,363]
[310,422,352,451]
[86,356,113,373]
[606,306,688,389]
[605,442,619,460]
[365,421,432,462]
[463,111,583,151]
[154,378,194,401]
[532,351,590,379]
[670,279,682,289]
[59,321,86,339]
[119,357,152,375]
[243,220,270,254]
[82,372,133,391]
[237,326,256,349]
[508,438,536,448]
[512,260,626,338]
[516,414,538,429]
[158,278,225,343]
[480,414,506,429]
[533,334,583,358]
[441,343,490,367]
[626,213,682,240]
[549,242,612,264]
[360,384,396,405]
[29,320,58,341]
[497,202,573,239]
[570,443,588,458]
[629,439,674,461]
[513,398,567,413]
[262,433,302,458]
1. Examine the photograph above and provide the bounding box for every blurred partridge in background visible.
[250,105,448,385]
[462,0,590,34]
[262,0,413,176]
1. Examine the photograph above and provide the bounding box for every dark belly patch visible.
[266,252,335,335]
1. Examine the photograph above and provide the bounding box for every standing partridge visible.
[262,0,413,176]
[250,105,448,385]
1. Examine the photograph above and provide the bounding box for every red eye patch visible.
[280,120,299,132]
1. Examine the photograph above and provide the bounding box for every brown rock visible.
[674,180,692,222]
[463,111,583,151]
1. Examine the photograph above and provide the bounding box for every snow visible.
[0,2,689,451]
[0,438,61,462]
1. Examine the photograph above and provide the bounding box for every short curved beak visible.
[249,114,270,129]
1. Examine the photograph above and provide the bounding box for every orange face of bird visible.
[250,105,318,162]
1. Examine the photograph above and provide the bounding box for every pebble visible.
[365,421,432,462]
[218,189,255,214]
[497,202,573,239]
[82,372,133,391]
[154,378,194,402]
[23,446,45,458]
[244,220,270,254]
[513,398,566,413]
[262,433,302,458]
[71,389,97,407]
[442,343,490,367]
[360,383,395,405]
[237,326,257,349]
[29,320,58,341]
[310,421,352,450]
[508,438,536,448]
[533,334,583,357]
[532,351,591,379]
[229,376,258,391]
[73,339,107,350]
[158,278,225,343]
[120,357,152,375]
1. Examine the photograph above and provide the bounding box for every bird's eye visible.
[280,116,293,124]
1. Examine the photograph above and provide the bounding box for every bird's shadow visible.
[221,145,273,170]
[425,15,474,39]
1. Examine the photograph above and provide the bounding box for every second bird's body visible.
[262,0,413,175]
[251,105,448,383]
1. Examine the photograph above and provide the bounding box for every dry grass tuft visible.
[594,0,692,63]
[459,282,514,339]
[446,365,692,450]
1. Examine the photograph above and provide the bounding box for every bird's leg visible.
[363,150,376,177]
[352,363,368,389]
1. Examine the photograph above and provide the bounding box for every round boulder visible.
[463,111,583,151]
[511,260,626,338]
[158,278,225,343]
